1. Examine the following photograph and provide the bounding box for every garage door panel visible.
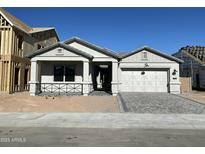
[121,68,168,92]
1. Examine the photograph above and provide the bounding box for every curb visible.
[1,113,205,129]
[117,93,129,112]
[116,94,124,112]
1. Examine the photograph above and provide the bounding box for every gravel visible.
[119,92,205,114]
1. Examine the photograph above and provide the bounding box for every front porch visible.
[29,60,118,96]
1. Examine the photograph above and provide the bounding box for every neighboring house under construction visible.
[0,8,59,93]
[173,46,205,89]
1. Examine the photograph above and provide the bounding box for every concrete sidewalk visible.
[0,113,205,129]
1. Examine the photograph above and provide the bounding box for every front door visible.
[93,64,112,91]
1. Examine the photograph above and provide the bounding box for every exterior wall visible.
[121,50,171,63]
[199,66,205,88]
[173,51,205,89]
[38,47,79,57]
[68,42,118,62]
[119,50,181,94]
[23,34,36,57]
[32,30,58,48]
[40,61,83,83]
[68,42,109,58]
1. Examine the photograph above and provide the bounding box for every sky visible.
[4,7,205,54]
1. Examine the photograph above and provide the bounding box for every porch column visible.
[29,60,39,96]
[111,62,118,96]
[83,61,89,96]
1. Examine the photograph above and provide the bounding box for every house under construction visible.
[0,8,59,93]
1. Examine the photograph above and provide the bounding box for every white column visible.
[83,61,89,96]
[111,62,118,96]
[29,60,39,96]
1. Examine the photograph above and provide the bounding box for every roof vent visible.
[57,48,62,53]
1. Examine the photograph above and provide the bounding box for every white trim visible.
[32,56,89,62]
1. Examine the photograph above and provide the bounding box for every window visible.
[141,52,148,60]
[65,66,75,81]
[18,35,23,50]
[54,66,64,81]
[24,69,29,85]
[54,65,75,82]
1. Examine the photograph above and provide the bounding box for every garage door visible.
[120,68,168,92]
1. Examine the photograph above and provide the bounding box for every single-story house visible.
[27,37,183,96]
[173,46,205,89]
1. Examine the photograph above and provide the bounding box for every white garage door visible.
[120,68,168,92]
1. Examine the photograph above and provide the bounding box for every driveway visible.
[119,92,205,114]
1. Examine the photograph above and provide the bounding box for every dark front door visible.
[100,66,112,91]
[93,64,112,92]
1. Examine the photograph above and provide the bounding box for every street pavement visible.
[0,113,205,146]
[1,127,205,147]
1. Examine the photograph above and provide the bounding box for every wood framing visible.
[0,8,59,93]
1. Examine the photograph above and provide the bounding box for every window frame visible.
[18,35,23,51]
[65,65,75,82]
[141,51,148,60]
[53,65,64,82]
[53,65,75,82]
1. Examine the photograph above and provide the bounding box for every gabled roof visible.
[26,42,93,59]
[29,27,55,33]
[0,8,32,33]
[178,46,205,64]
[121,46,184,63]
[30,27,60,41]
[116,52,129,57]
[0,8,59,40]
[64,37,120,59]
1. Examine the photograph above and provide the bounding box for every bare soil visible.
[181,91,205,104]
[0,92,119,112]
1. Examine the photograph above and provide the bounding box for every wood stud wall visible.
[0,13,58,93]
[0,15,10,26]
[0,14,30,93]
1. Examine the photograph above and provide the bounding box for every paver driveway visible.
[119,92,205,114]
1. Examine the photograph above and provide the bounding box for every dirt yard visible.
[181,91,205,104]
[0,92,119,112]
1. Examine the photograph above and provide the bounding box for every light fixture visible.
[172,69,177,75]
